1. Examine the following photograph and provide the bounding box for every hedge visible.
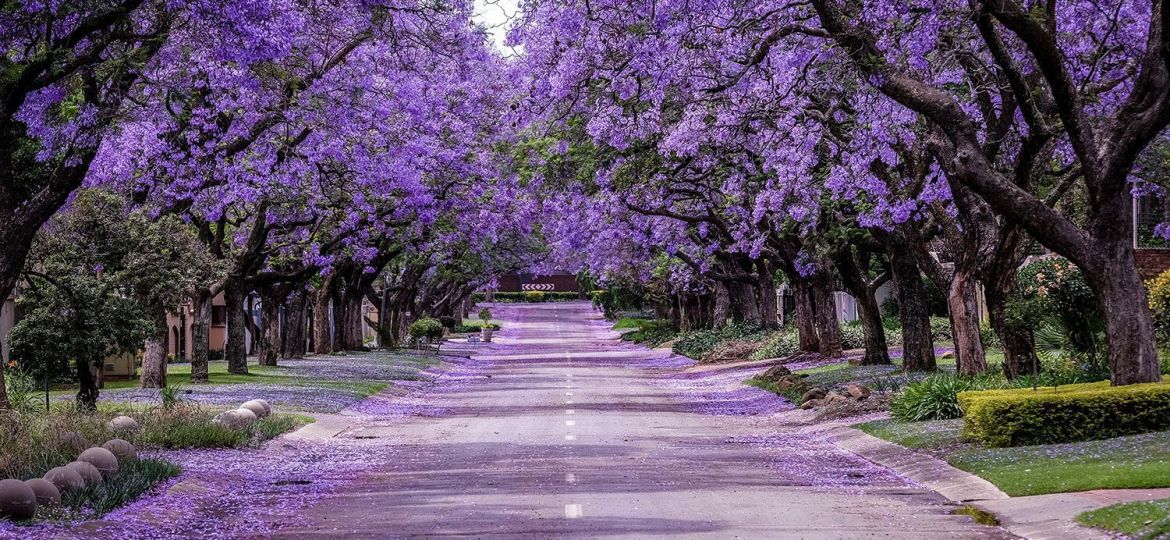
[958,380,1170,447]
[472,291,580,303]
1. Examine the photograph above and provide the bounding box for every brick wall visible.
[1136,249,1170,280]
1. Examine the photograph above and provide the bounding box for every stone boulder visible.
[760,365,793,382]
[0,479,37,521]
[241,400,269,419]
[776,375,805,392]
[799,398,822,410]
[107,415,140,433]
[24,479,61,506]
[65,461,103,486]
[799,387,826,405]
[847,383,872,400]
[78,447,120,476]
[42,466,85,493]
[102,439,138,461]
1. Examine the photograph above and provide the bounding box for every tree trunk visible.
[758,271,779,329]
[223,281,249,375]
[948,270,987,376]
[0,288,9,409]
[812,270,842,357]
[76,357,99,411]
[890,252,936,372]
[1087,251,1162,385]
[986,285,1036,379]
[139,307,170,388]
[258,289,282,366]
[312,281,333,354]
[792,279,821,352]
[191,288,213,383]
[856,285,890,365]
[281,293,308,359]
[711,282,731,328]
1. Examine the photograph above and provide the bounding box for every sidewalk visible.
[831,427,1170,540]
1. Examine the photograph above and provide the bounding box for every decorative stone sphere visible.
[212,410,241,429]
[24,479,61,506]
[0,479,37,521]
[107,415,140,433]
[58,431,90,453]
[102,439,138,461]
[78,447,120,476]
[241,400,269,419]
[254,399,272,416]
[65,461,103,486]
[233,407,258,427]
[42,466,85,493]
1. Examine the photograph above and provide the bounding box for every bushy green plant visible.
[408,317,444,342]
[56,458,181,519]
[3,368,43,413]
[959,381,1170,447]
[930,316,953,341]
[751,331,800,360]
[621,320,676,346]
[891,373,989,422]
[1147,269,1170,346]
[478,307,492,323]
[524,290,546,302]
[674,321,767,360]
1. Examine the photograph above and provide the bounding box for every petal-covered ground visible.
[2,302,1009,539]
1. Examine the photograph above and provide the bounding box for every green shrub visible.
[437,316,457,329]
[751,331,799,360]
[408,317,444,342]
[959,381,1170,447]
[1148,269,1170,346]
[839,322,903,349]
[674,321,767,360]
[524,290,547,302]
[930,316,953,341]
[891,373,988,421]
[621,320,676,346]
[476,291,579,303]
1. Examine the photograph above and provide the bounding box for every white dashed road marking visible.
[565,504,583,519]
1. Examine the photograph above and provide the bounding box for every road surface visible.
[280,302,1010,539]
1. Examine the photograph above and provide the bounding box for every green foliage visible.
[1147,269,1170,345]
[929,317,953,341]
[474,291,579,303]
[620,319,676,347]
[1014,257,1105,361]
[8,189,215,390]
[954,505,1001,526]
[478,307,492,322]
[891,373,989,421]
[751,331,800,360]
[2,368,43,413]
[613,317,651,330]
[959,381,1170,447]
[408,318,444,342]
[673,321,768,360]
[55,458,182,519]
[1078,498,1170,539]
[839,321,903,350]
[437,316,458,329]
[591,287,647,317]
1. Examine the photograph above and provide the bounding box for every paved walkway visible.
[276,302,1009,538]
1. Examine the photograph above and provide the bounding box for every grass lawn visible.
[613,317,653,330]
[857,419,1170,496]
[1077,498,1170,538]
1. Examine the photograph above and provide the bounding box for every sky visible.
[473,0,521,55]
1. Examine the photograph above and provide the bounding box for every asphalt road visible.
[280,302,1011,539]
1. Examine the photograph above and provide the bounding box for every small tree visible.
[478,307,492,327]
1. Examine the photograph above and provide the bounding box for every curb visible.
[828,427,1108,540]
[826,426,1009,502]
